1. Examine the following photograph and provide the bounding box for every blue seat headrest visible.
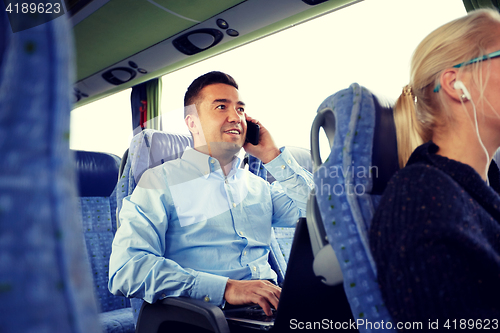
[311,84,399,196]
[74,151,121,197]
[128,130,193,184]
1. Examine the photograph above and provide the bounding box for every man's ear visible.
[185,114,199,136]
[439,69,465,103]
[185,110,207,150]
[185,103,201,136]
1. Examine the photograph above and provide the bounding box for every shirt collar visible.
[181,147,241,179]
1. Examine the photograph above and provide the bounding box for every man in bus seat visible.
[108,71,314,316]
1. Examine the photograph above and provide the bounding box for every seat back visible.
[311,83,399,331]
[116,129,193,229]
[0,9,101,333]
[117,129,194,324]
[74,150,131,313]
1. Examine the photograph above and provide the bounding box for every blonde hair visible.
[395,8,500,168]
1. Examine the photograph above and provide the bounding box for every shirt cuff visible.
[189,271,229,306]
[264,147,302,181]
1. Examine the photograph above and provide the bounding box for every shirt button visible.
[210,159,215,164]
[253,266,257,272]
[204,296,210,302]
[243,251,247,256]
[232,203,236,208]
[239,231,244,236]
[287,159,291,164]
[281,165,286,169]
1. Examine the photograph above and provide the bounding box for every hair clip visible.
[403,85,413,97]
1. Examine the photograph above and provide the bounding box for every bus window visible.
[70,88,132,157]
[160,0,466,159]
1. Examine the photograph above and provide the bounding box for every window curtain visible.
[462,0,499,12]
[131,78,162,136]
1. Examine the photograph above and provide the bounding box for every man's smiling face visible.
[195,83,247,153]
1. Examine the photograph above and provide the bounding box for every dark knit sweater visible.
[370,141,500,328]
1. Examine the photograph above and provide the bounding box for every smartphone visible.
[246,121,260,145]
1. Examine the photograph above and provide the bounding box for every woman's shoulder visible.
[371,161,470,236]
[384,161,462,196]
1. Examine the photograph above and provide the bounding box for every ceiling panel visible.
[73,0,244,81]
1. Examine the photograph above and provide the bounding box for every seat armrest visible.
[135,297,230,333]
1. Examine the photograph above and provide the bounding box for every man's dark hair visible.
[184,71,238,118]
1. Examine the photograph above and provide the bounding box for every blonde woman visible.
[370,9,500,325]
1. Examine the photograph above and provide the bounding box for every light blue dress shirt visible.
[109,147,313,306]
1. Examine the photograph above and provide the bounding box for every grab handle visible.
[310,107,336,172]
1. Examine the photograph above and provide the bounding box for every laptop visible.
[224,304,277,331]
[223,218,356,332]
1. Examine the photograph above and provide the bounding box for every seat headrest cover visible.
[75,151,121,197]
[130,129,193,183]
[312,84,398,195]
[371,95,399,195]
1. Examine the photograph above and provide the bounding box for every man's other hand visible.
[224,279,281,316]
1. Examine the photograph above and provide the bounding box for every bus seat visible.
[116,129,195,324]
[74,150,135,333]
[115,129,195,324]
[0,9,102,333]
[311,83,399,331]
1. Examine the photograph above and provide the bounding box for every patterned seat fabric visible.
[0,9,102,333]
[313,83,398,332]
[75,151,135,333]
[116,129,193,229]
[116,130,194,324]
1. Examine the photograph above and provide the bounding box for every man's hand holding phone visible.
[243,115,280,164]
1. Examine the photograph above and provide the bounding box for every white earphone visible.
[454,80,472,100]
[454,80,490,183]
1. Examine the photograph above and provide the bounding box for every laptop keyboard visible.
[238,305,277,322]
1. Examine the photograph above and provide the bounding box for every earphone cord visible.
[469,98,490,185]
